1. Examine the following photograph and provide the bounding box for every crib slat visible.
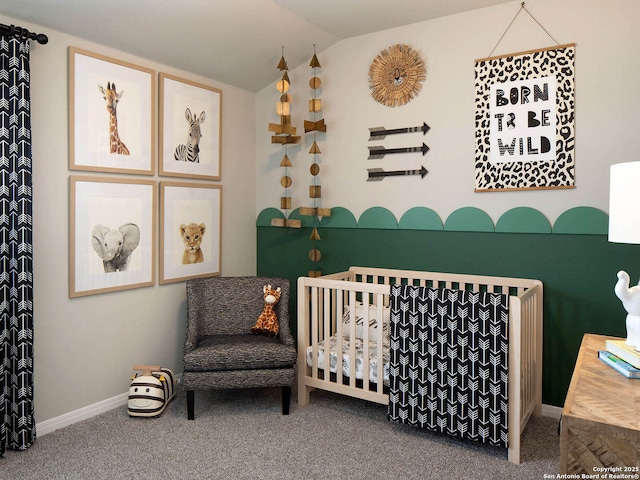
[375,293,385,395]
[362,296,370,392]
[311,287,319,381]
[348,290,357,389]
[336,289,344,386]
[323,287,331,386]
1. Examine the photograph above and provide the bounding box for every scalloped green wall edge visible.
[357,207,398,229]
[553,207,609,235]
[398,207,444,230]
[496,207,552,234]
[257,206,610,235]
[444,207,494,232]
[256,208,284,226]
[320,207,357,228]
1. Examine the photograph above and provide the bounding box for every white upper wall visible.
[0,13,257,423]
[256,0,640,225]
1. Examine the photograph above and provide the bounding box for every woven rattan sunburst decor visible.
[368,44,426,107]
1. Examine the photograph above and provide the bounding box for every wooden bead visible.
[308,249,321,262]
[281,176,292,188]
[309,185,321,198]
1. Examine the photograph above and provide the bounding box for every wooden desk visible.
[560,333,640,474]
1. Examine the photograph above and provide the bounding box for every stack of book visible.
[599,339,640,378]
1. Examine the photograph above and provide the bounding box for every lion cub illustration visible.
[180,223,206,264]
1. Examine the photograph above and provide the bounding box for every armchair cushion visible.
[184,334,297,371]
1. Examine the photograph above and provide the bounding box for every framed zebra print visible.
[159,73,222,180]
[68,47,156,175]
[159,181,222,284]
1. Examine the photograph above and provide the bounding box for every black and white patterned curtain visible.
[388,285,509,448]
[0,36,36,455]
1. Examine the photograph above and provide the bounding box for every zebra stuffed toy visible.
[128,366,176,417]
[174,108,205,163]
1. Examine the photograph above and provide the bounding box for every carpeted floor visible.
[1,387,560,479]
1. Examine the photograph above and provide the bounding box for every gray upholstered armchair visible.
[182,276,297,420]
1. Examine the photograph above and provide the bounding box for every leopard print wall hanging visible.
[474,43,576,191]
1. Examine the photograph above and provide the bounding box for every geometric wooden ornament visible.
[270,46,300,229]
[300,45,329,275]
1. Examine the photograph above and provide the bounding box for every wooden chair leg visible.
[282,386,291,415]
[187,390,195,420]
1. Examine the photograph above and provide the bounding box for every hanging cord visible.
[488,2,558,58]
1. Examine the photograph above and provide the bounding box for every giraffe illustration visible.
[251,285,281,337]
[98,81,130,155]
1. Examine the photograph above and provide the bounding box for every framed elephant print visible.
[159,73,222,180]
[160,181,222,284]
[70,176,156,298]
[68,47,156,175]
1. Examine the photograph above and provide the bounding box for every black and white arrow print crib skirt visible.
[388,284,509,448]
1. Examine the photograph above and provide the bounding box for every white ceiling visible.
[0,0,513,92]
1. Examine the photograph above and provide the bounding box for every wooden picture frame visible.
[159,73,222,180]
[160,181,222,284]
[68,47,156,175]
[70,176,156,298]
[474,43,576,191]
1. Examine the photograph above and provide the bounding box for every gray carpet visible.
[1,387,560,479]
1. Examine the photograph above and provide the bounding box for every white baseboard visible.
[541,403,562,420]
[36,392,128,437]
[37,372,184,437]
[36,380,562,437]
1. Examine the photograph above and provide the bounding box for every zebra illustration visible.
[174,108,206,162]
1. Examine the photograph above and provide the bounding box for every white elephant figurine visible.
[614,270,640,349]
[91,223,140,273]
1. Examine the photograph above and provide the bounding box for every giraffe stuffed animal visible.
[250,285,281,337]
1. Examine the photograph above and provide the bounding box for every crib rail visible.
[298,276,389,404]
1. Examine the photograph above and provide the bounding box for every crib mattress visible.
[305,336,389,385]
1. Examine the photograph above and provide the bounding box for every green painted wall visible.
[257,223,640,408]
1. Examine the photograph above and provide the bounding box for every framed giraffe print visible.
[68,47,156,175]
[159,73,222,180]
[69,176,156,297]
[159,181,222,284]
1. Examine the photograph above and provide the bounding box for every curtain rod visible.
[0,23,48,45]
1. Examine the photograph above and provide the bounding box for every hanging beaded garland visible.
[268,46,301,228]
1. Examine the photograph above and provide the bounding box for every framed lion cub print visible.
[160,181,221,284]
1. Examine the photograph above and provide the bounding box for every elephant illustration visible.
[614,270,640,349]
[91,223,140,273]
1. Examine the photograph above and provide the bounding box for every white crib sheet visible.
[305,336,390,385]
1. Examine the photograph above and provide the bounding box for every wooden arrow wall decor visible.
[367,166,429,181]
[368,143,430,159]
[369,122,430,140]
[366,121,432,181]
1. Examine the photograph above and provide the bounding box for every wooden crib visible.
[297,266,543,464]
